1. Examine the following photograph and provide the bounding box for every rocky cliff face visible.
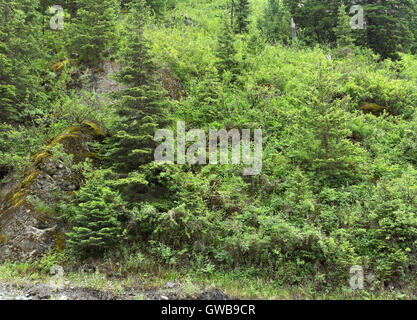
[0,121,105,262]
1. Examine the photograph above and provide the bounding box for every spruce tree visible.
[215,20,240,80]
[234,0,250,34]
[258,0,292,44]
[105,0,170,174]
[146,0,171,16]
[359,0,415,59]
[334,3,354,47]
[0,29,15,121]
[70,0,119,65]
[0,0,43,122]
[66,169,124,257]
[291,63,364,185]
[247,29,264,55]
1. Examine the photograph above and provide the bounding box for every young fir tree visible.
[290,63,364,185]
[0,27,15,121]
[146,0,171,16]
[105,0,170,174]
[247,31,264,55]
[122,0,171,16]
[234,0,250,34]
[215,19,240,80]
[258,0,291,45]
[0,0,44,122]
[334,3,354,47]
[70,0,119,65]
[66,169,124,257]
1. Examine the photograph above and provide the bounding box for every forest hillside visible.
[0,0,416,299]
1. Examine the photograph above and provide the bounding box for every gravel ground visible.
[0,281,234,300]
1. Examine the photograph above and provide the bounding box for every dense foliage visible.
[1,0,417,295]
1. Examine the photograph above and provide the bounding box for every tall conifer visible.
[71,0,119,65]
[0,0,43,122]
[105,0,170,174]
[334,3,354,47]
[215,19,240,80]
[234,0,250,34]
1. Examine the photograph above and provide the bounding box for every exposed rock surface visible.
[79,60,123,95]
[76,61,184,102]
[158,67,185,101]
[0,281,117,300]
[0,280,235,300]
[0,121,105,263]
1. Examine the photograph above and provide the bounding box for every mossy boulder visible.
[0,121,105,262]
[50,59,69,73]
[360,102,392,116]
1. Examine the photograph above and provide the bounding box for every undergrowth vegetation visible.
[1,0,416,298]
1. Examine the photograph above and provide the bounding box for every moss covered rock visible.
[0,121,105,262]
[360,102,392,116]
